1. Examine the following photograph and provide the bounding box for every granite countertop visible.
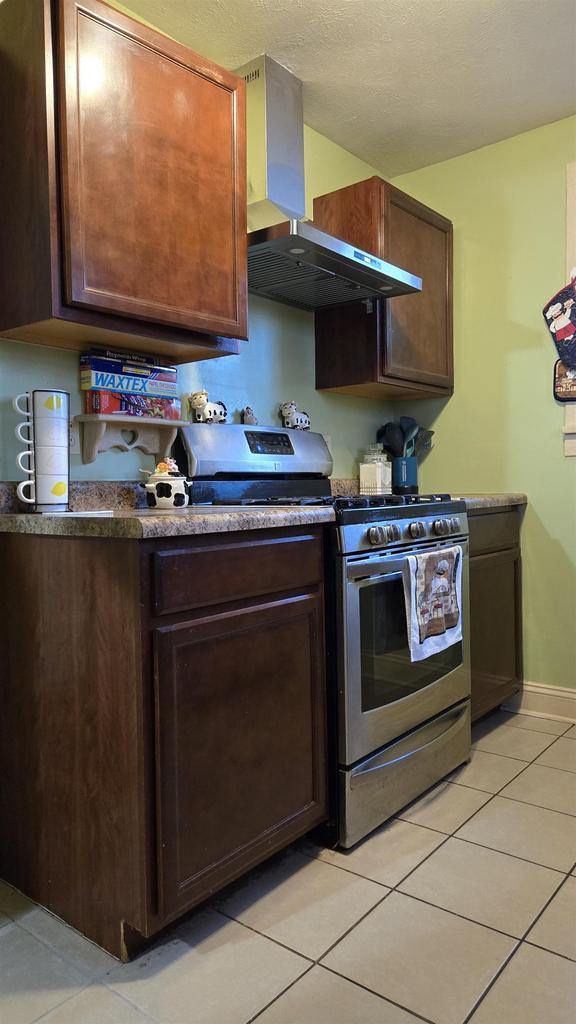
[454,493,528,510]
[0,505,336,539]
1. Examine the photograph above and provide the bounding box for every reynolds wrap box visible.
[84,391,182,420]
[80,350,178,399]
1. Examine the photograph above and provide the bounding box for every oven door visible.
[340,542,470,765]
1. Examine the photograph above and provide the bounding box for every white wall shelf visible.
[75,414,189,465]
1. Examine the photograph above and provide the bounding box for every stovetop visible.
[208,493,459,522]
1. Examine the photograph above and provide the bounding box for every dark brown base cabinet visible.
[468,508,524,720]
[313,178,453,399]
[0,527,328,958]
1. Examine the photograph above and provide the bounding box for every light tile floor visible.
[1,709,576,1024]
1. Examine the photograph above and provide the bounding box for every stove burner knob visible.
[367,526,385,545]
[450,516,461,532]
[409,521,425,539]
[389,524,401,541]
[433,518,450,536]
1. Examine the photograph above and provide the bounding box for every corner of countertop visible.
[455,493,528,511]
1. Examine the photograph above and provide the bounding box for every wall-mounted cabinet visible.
[0,0,247,363]
[313,178,453,399]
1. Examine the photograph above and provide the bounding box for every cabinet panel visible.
[152,530,323,616]
[154,594,327,918]
[313,177,453,398]
[58,0,246,336]
[470,548,522,720]
[468,510,520,557]
[382,189,452,388]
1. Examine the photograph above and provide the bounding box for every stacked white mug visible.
[14,390,70,512]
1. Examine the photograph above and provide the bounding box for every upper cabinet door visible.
[381,185,453,389]
[58,0,247,338]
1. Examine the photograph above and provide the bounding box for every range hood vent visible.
[247,220,422,312]
[236,55,422,312]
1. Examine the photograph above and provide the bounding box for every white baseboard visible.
[503,681,576,723]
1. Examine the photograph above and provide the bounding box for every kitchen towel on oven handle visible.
[402,545,463,662]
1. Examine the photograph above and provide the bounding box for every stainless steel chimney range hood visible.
[247,219,422,312]
[237,55,422,313]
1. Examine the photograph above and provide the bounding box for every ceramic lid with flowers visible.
[142,457,189,509]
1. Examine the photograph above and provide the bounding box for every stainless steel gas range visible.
[175,424,471,848]
[330,497,471,847]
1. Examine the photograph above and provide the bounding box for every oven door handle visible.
[348,567,405,584]
[349,703,468,787]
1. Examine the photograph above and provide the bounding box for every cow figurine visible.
[241,406,259,425]
[141,458,189,510]
[279,401,311,430]
[188,389,227,423]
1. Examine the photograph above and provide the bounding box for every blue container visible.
[392,456,418,495]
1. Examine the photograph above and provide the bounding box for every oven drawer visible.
[339,700,471,848]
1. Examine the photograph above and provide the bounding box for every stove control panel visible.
[353,508,468,555]
[367,524,403,545]
[408,521,426,539]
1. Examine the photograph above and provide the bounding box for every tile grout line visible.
[280,727,575,1022]
[472,729,561,762]
[461,940,521,1024]
[479,715,573,737]
[236,961,317,1024]
[321,963,438,1024]
[208,905,316,964]
[461,867,576,1023]
[496,792,576,820]
[13,713,576,1024]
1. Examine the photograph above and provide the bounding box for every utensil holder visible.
[392,456,418,495]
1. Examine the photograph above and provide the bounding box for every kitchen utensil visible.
[414,428,434,458]
[378,421,405,459]
[13,390,70,512]
[400,417,419,456]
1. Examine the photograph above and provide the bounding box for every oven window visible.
[359,575,462,711]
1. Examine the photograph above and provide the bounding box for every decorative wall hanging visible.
[543,270,576,370]
[553,360,576,402]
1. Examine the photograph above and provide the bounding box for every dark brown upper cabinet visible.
[313,177,453,399]
[0,0,247,362]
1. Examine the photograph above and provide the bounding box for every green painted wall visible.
[392,116,576,689]
[0,127,388,482]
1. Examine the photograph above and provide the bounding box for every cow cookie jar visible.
[141,458,189,509]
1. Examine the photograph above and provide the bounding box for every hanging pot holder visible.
[553,359,576,402]
[543,271,576,370]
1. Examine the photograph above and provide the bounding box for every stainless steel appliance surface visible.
[236,55,422,313]
[333,501,471,847]
[175,425,471,848]
[247,220,422,311]
[177,423,333,481]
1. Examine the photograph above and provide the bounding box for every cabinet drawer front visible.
[468,511,520,556]
[58,0,247,338]
[153,594,327,918]
[152,531,323,615]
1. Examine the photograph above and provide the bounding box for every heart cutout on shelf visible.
[120,428,138,447]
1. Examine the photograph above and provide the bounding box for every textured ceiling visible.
[123,0,576,175]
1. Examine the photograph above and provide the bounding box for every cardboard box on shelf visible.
[84,391,182,420]
[80,351,178,399]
